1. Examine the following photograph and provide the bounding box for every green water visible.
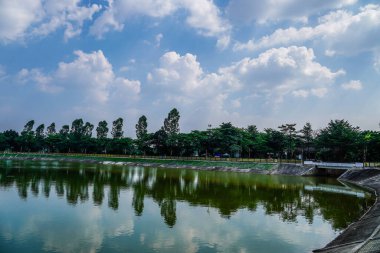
[0,160,374,253]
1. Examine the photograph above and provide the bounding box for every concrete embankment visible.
[314,168,380,253]
[269,163,315,175]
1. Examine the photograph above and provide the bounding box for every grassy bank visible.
[1,153,275,170]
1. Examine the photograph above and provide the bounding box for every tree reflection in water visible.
[0,160,374,229]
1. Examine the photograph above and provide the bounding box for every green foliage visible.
[83,122,94,137]
[211,122,243,156]
[264,128,285,158]
[2,114,380,162]
[136,115,148,140]
[108,138,134,154]
[163,108,180,136]
[162,108,180,155]
[135,116,149,155]
[35,124,45,151]
[3,130,19,151]
[35,124,45,138]
[96,120,108,139]
[70,119,84,137]
[152,129,168,155]
[59,125,70,136]
[22,120,35,134]
[299,122,314,159]
[278,123,297,159]
[19,120,36,152]
[0,133,7,151]
[46,123,56,135]
[111,118,124,139]
[316,119,361,162]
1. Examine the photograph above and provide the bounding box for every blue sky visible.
[0,0,379,137]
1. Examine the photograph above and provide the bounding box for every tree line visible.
[1,108,380,162]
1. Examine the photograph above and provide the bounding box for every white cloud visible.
[311,88,329,97]
[149,51,204,93]
[0,0,43,42]
[216,35,231,50]
[181,0,230,37]
[148,51,241,128]
[325,50,336,57]
[89,4,124,38]
[17,50,140,105]
[57,50,140,104]
[148,47,343,129]
[226,0,356,24]
[90,0,230,48]
[341,80,363,90]
[56,50,115,103]
[222,46,344,100]
[33,0,102,41]
[234,4,380,55]
[0,0,101,43]
[17,68,61,93]
[292,90,309,98]
[119,66,130,72]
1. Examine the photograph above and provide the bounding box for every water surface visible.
[0,160,374,253]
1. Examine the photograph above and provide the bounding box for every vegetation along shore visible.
[1,108,380,166]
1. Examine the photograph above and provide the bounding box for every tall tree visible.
[70,119,84,137]
[22,120,35,134]
[96,121,109,139]
[46,123,56,135]
[19,120,35,152]
[163,108,180,136]
[59,125,70,136]
[96,120,109,154]
[136,115,148,140]
[152,129,168,155]
[264,128,286,160]
[162,108,180,156]
[299,122,314,160]
[83,122,94,137]
[0,133,6,151]
[58,125,70,152]
[246,125,259,158]
[69,119,85,152]
[316,119,361,162]
[136,115,149,155]
[35,124,45,138]
[247,125,258,135]
[2,130,19,151]
[278,123,297,159]
[213,122,242,157]
[111,118,124,139]
[80,122,94,153]
[35,124,45,151]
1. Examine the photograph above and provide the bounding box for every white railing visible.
[304,161,363,168]
[304,185,366,197]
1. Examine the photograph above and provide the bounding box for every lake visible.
[0,160,374,253]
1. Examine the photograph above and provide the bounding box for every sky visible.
[0,0,379,137]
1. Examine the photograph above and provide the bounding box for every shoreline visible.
[0,154,314,175]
